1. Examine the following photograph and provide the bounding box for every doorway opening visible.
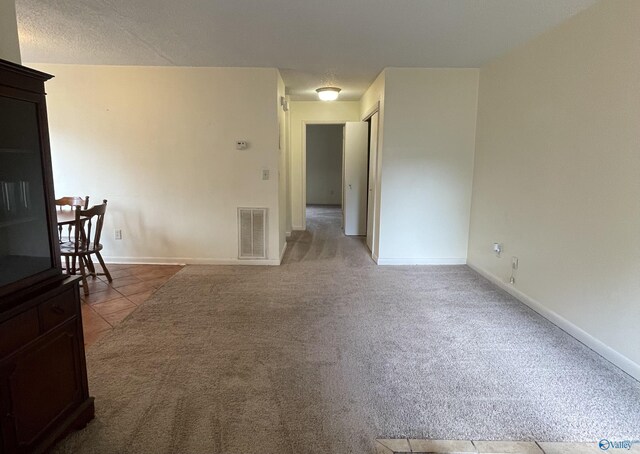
[301,120,371,243]
[304,124,344,228]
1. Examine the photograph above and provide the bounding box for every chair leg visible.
[64,256,70,274]
[71,255,77,275]
[84,255,96,277]
[95,252,113,283]
[78,255,90,296]
[81,256,90,277]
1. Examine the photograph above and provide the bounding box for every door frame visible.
[362,102,380,256]
[301,121,346,231]
[361,102,379,123]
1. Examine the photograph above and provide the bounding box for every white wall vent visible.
[238,208,267,259]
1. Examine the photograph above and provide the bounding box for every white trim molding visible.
[467,262,640,382]
[376,257,467,266]
[103,256,281,266]
[279,242,288,264]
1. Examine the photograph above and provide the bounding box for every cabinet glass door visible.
[0,96,52,286]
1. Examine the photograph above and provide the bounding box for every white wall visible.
[277,72,288,258]
[306,125,343,205]
[284,96,292,237]
[288,101,361,230]
[468,0,640,378]
[360,72,384,122]
[376,68,479,265]
[0,0,21,63]
[34,64,283,265]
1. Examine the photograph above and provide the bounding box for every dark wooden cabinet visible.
[0,59,94,453]
[0,278,93,454]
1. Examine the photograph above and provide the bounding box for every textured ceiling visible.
[16,0,599,100]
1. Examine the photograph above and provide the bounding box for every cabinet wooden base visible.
[0,277,94,454]
[33,398,95,454]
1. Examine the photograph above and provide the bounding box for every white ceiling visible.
[16,0,599,101]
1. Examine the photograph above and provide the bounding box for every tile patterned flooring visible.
[79,263,183,348]
[375,438,640,453]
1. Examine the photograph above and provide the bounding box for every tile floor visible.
[374,438,640,453]
[79,263,183,348]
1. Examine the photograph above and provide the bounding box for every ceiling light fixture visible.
[316,87,341,101]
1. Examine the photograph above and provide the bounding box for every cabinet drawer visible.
[39,289,78,332]
[0,309,39,357]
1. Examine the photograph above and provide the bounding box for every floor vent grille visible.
[238,208,267,259]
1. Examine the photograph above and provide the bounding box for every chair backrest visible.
[56,196,89,211]
[72,199,108,253]
[56,196,89,243]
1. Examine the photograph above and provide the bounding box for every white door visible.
[343,122,368,236]
[366,112,379,250]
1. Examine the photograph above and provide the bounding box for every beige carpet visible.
[53,206,640,453]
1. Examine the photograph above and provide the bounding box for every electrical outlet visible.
[512,256,519,270]
[262,169,270,180]
[493,242,502,257]
[114,229,122,240]
[235,140,248,150]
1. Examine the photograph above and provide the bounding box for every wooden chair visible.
[55,196,89,209]
[55,196,89,244]
[60,199,112,295]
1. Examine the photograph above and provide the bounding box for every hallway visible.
[283,205,372,265]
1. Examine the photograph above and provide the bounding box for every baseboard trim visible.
[279,242,288,263]
[376,257,467,266]
[292,224,305,231]
[372,252,379,264]
[467,262,640,382]
[104,258,185,265]
[286,231,292,238]
[103,256,281,266]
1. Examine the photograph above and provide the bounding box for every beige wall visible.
[376,68,479,264]
[468,0,640,378]
[288,101,361,230]
[0,0,21,63]
[360,71,385,120]
[35,64,283,264]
